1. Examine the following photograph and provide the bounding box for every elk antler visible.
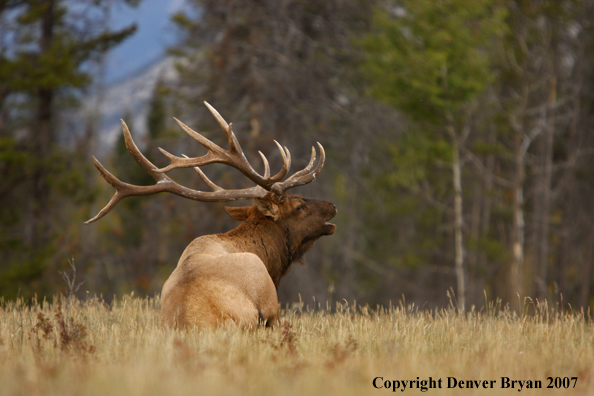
[86,102,325,223]
[271,143,325,197]
[157,102,291,189]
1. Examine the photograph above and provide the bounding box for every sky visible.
[105,0,187,84]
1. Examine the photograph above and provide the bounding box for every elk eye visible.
[296,204,305,212]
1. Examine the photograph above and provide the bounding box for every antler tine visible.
[286,146,316,180]
[257,142,291,179]
[84,157,131,224]
[270,142,325,196]
[86,120,171,223]
[182,154,223,192]
[258,151,270,178]
[121,119,168,182]
[284,145,292,167]
[273,140,291,180]
[203,101,229,130]
[204,101,242,153]
[156,118,225,173]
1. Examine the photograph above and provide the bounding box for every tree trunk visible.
[30,0,56,249]
[579,229,594,309]
[533,76,556,300]
[452,139,465,312]
[511,132,525,309]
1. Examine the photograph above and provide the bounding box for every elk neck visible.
[220,216,293,287]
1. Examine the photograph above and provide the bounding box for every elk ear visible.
[224,206,252,221]
[254,198,280,221]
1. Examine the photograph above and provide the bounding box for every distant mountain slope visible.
[77,56,177,154]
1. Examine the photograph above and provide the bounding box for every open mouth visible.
[323,205,337,234]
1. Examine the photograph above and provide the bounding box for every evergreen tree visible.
[0,0,140,299]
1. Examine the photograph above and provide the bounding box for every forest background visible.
[1,0,594,313]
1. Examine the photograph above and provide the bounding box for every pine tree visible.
[0,0,139,299]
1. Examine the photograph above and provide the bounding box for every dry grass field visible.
[0,294,592,396]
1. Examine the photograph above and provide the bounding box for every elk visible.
[86,102,336,328]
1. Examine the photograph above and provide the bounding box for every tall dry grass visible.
[0,294,592,395]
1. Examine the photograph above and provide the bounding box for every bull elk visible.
[86,102,336,328]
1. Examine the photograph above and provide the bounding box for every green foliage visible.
[0,0,140,300]
[383,135,451,190]
[0,248,53,299]
[468,236,510,266]
[0,138,98,300]
[148,83,167,141]
[170,11,194,30]
[1,3,136,100]
[361,0,506,125]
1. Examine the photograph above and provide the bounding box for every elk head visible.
[226,195,337,260]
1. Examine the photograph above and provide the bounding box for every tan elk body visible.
[87,102,336,328]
